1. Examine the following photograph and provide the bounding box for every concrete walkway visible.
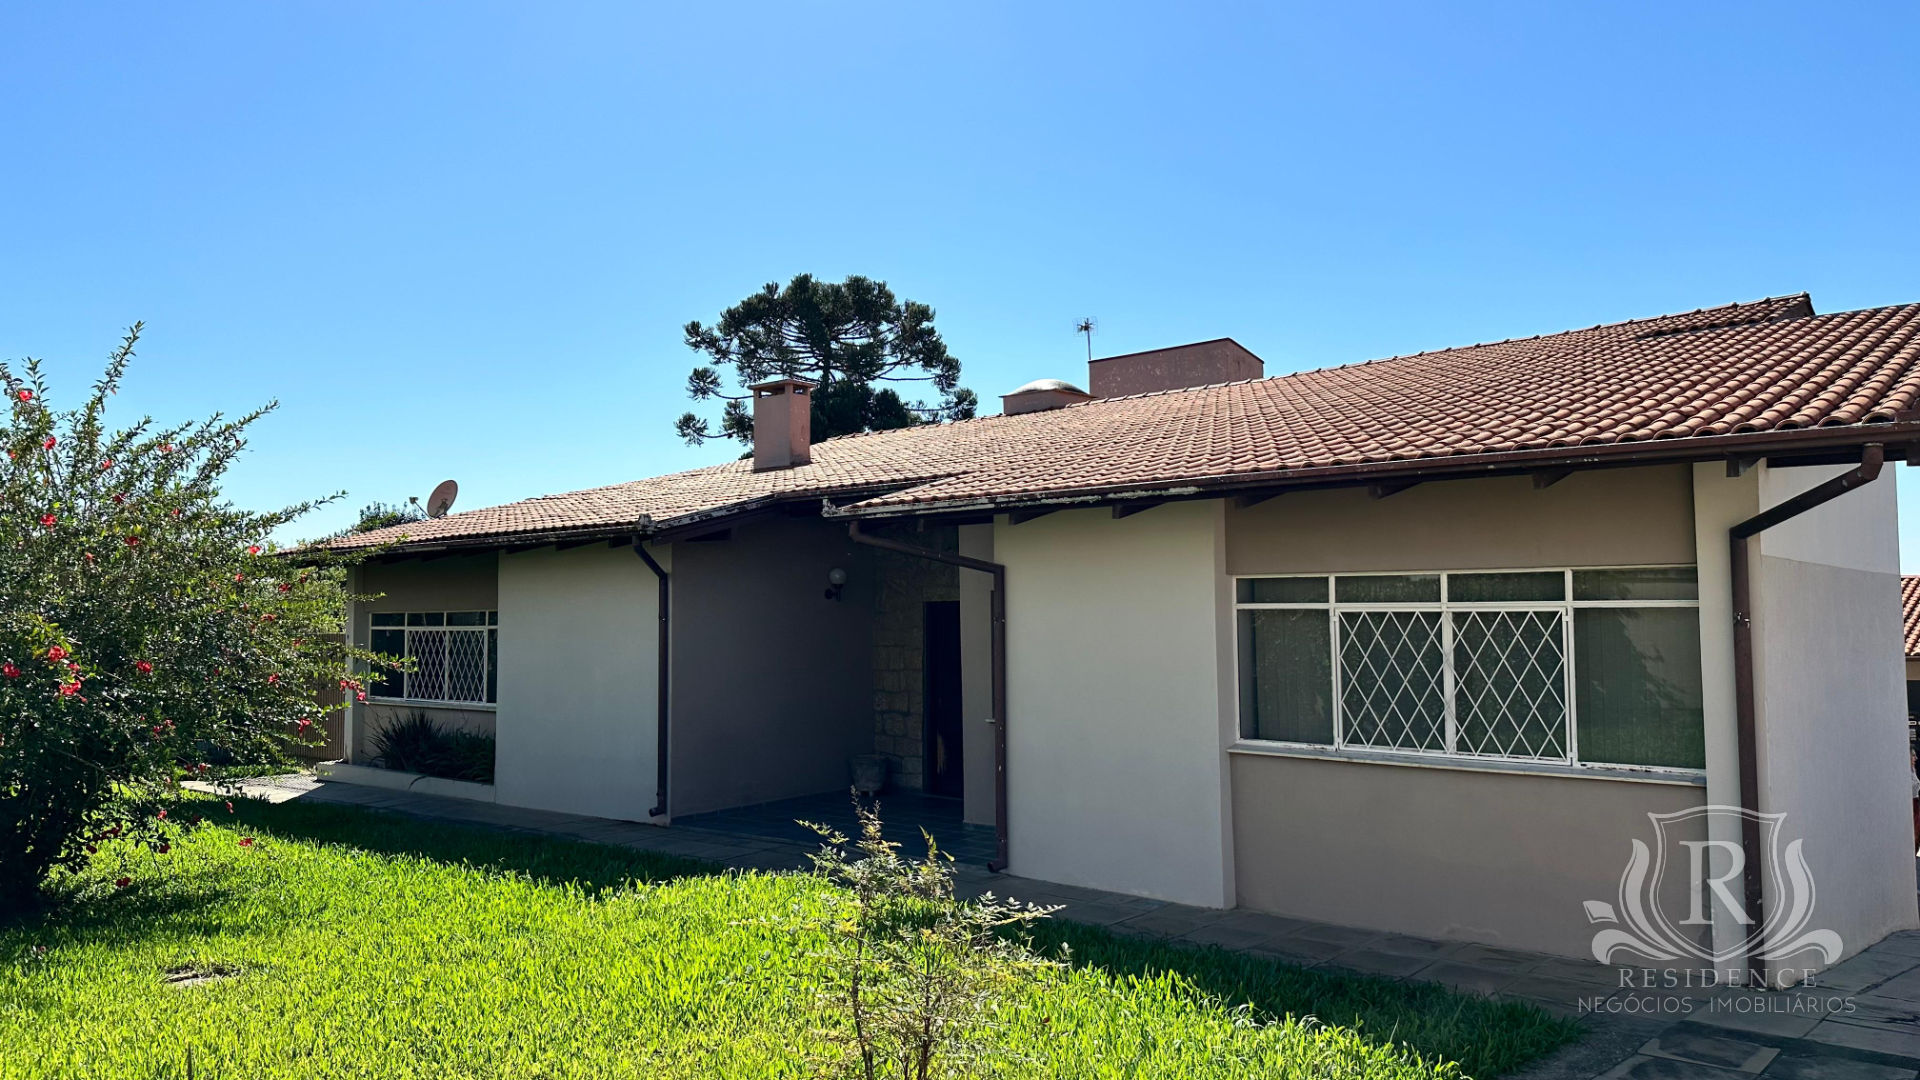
[210,774,1920,1080]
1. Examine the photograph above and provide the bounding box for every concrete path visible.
[206,774,1920,1080]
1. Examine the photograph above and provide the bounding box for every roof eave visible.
[823,420,1920,522]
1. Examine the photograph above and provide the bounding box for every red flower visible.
[124,535,140,546]
[356,691,367,702]
[111,493,125,504]
[1,663,17,678]
[266,673,279,685]
[83,552,95,562]
[161,443,174,453]
[135,660,153,674]
[100,459,112,470]
[247,545,261,556]
[238,837,254,847]
[196,762,209,773]
[38,513,56,528]
[58,681,81,696]
[45,646,67,662]
[225,801,234,813]
[234,573,244,582]
[156,809,166,820]
[296,718,313,733]
[278,583,291,593]
[156,843,170,854]
[41,436,55,450]
[115,877,131,888]
[16,389,30,402]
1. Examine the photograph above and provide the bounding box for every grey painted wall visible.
[1232,754,1706,957]
[667,518,877,818]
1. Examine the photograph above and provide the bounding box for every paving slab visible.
[1805,1021,1920,1060]
[1641,1030,1779,1073]
[1323,948,1438,979]
[1597,1055,1763,1080]
[1764,1052,1919,1080]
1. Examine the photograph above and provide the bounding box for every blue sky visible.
[3,2,1917,557]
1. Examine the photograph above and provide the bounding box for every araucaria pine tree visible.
[0,325,393,910]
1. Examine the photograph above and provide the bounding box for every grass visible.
[0,797,1580,1079]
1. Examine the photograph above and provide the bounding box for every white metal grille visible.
[371,611,498,705]
[1339,610,1445,751]
[1452,610,1567,760]
[446,630,488,702]
[407,630,448,700]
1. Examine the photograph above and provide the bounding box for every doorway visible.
[922,601,964,799]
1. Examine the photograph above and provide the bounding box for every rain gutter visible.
[632,532,672,819]
[1728,443,1884,985]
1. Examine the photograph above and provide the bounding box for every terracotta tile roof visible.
[327,294,1920,551]
[1903,577,1920,659]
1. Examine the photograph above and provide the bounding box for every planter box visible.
[315,760,496,804]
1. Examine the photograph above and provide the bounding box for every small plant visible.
[800,795,1060,1080]
[370,712,494,783]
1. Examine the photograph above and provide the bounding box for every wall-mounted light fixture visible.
[824,566,849,601]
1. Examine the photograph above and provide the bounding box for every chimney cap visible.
[749,376,819,392]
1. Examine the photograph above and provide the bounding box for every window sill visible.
[1227,741,1706,786]
[363,696,498,712]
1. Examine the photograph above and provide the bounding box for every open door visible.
[923,600,964,799]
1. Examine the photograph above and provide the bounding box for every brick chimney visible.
[750,377,816,471]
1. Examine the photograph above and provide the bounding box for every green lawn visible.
[0,797,1579,1079]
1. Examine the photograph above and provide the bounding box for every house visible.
[323,293,1920,977]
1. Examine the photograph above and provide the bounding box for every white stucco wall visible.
[1751,464,1916,963]
[995,502,1234,907]
[494,542,666,823]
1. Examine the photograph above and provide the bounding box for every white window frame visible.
[1231,566,1704,781]
[367,610,498,707]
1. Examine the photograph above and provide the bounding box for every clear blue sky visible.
[4,2,1918,557]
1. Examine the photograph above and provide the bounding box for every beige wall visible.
[667,518,877,818]
[1232,754,1706,957]
[495,543,664,823]
[359,554,499,613]
[1225,465,1694,574]
[1750,465,1917,967]
[997,502,1235,907]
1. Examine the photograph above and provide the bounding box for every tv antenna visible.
[1075,317,1097,363]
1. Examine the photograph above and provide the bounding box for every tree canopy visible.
[675,274,976,448]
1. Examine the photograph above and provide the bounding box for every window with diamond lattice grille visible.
[1233,569,1700,771]
[367,611,499,704]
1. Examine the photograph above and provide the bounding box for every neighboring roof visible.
[328,294,1920,553]
[1903,577,1920,659]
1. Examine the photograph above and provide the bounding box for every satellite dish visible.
[426,480,458,519]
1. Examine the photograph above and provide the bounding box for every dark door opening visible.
[923,600,964,799]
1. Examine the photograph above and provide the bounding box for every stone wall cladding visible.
[868,525,959,791]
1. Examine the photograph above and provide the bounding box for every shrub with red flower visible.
[0,325,402,907]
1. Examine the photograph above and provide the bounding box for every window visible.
[1234,568,1704,771]
[368,611,499,704]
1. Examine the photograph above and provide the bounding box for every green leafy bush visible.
[370,712,495,783]
[801,796,1060,1080]
[0,326,397,910]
